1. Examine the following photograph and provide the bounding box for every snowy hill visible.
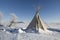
[0,30,60,40]
[0,25,60,40]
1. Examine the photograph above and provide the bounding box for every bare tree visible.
[8,13,18,27]
[10,13,18,21]
[8,13,24,27]
[0,12,3,25]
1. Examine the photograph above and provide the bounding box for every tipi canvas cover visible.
[25,9,47,33]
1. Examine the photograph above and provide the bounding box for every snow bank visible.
[39,28,53,34]
[18,29,25,33]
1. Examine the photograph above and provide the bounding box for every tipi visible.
[25,7,47,33]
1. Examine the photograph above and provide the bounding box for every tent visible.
[25,8,47,33]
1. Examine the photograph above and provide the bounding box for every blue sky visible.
[0,0,60,23]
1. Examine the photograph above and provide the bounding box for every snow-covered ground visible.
[0,24,60,40]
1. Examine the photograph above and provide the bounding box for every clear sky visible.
[0,0,60,23]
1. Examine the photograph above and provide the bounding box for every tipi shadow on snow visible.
[47,28,60,32]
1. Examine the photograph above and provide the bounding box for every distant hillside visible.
[47,23,60,29]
